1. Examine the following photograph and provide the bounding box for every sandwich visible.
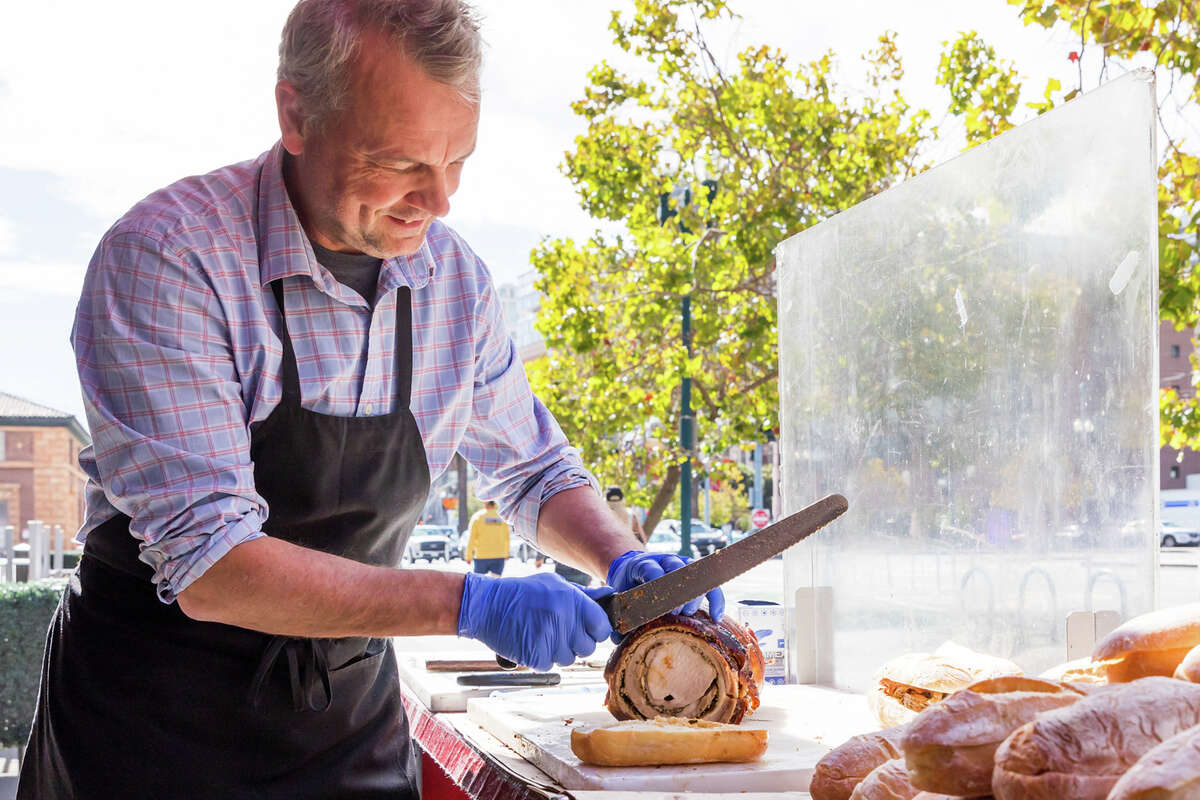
[867,644,1021,728]
[569,716,768,766]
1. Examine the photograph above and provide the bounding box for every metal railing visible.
[0,520,71,582]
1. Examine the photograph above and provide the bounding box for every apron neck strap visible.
[269,279,303,403]
[270,280,415,411]
[394,286,413,410]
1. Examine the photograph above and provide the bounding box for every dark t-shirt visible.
[554,560,592,586]
[310,240,383,307]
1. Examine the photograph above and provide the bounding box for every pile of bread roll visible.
[813,602,1200,800]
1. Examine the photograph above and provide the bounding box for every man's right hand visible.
[457,572,613,672]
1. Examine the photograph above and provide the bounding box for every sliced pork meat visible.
[604,610,764,724]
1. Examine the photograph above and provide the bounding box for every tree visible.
[527,0,931,531]
[946,2,1200,452]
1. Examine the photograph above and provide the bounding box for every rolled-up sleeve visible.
[74,225,267,602]
[456,268,597,542]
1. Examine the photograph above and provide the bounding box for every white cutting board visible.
[467,684,878,793]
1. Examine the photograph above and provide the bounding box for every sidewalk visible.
[0,747,17,800]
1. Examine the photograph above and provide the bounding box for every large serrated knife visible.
[598,492,848,634]
[493,493,847,669]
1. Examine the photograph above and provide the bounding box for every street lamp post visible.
[680,227,723,558]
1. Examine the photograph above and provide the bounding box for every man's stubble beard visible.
[348,205,429,259]
[315,202,396,260]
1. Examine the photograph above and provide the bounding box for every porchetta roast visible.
[604,610,765,723]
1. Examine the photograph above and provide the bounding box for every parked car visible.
[510,539,540,562]
[646,527,698,559]
[405,525,452,562]
[1161,520,1200,548]
[652,518,728,556]
[417,525,457,558]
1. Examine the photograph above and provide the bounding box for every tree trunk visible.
[643,463,681,535]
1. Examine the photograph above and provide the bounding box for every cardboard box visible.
[735,600,787,685]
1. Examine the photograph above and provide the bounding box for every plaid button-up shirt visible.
[73,142,594,603]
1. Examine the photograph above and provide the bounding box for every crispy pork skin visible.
[603,611,764,724]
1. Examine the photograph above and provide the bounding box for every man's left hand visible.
[606,550,725,639]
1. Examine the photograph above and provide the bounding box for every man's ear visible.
[276,81,307,156]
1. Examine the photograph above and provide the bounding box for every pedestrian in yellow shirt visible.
[465,500,511,576]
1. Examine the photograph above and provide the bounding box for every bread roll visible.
[868,646,1021,728]
[992,677,1200,800]
[1038,657,1108,685]
[810,724,907,800]
[902,676,1086,797]
[911,794,984,799]
[848,758,919,800]
[569,716,767,766]
[1092,603,1200,682]
[1173,643,1200,683]
[1107,722,1200,800]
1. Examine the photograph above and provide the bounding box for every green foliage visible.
[937,31,1024,144]
[705,463,751,529]
[529,0,931,520]
[989,2,1200,450]
[0,580,63,747]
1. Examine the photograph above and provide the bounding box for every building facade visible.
[0,392,90,538]
[1160,320,1200,489]
[496,268,546,363]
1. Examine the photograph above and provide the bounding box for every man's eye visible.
[374,161,418,174]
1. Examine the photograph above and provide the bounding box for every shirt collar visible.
[256,141,439,296]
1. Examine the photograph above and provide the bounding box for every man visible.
[606,485,647,544]
[18,1,723,798]
[464,500,510,576]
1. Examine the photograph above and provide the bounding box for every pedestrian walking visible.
[464,500,510,576]
[606,486,647,544]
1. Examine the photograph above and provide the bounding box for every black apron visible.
[19,280,430,800]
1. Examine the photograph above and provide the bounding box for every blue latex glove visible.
[606,550,726,638]
[457,571,614,672]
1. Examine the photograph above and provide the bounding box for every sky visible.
[0,1,1103,423]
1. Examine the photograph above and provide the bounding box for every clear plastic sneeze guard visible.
[775,70,1159,691]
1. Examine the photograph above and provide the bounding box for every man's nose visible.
[410,169,451,218]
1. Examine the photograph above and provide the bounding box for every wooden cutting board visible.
[467,684,878,793]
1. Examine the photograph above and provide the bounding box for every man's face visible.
[283,31,479,257]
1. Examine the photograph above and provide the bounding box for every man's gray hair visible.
[278,0,483,134]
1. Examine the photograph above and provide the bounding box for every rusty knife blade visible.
[596,493,848,634]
